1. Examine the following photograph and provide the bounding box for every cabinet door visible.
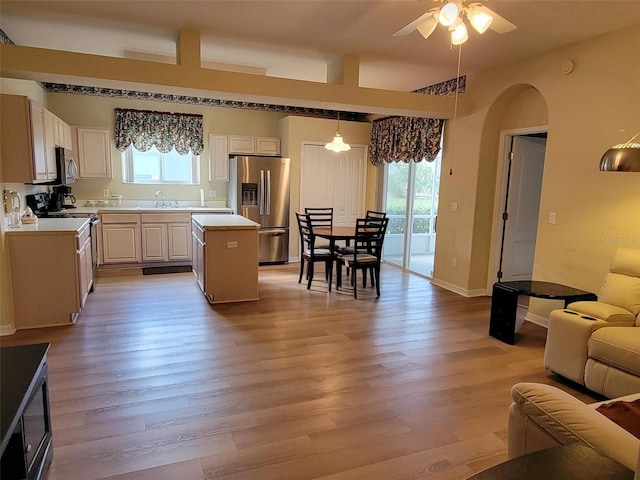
[76,127,112,178]
[29,101,49,181]
[228,135,256,154]
[168,223,191,260]
[43,110,58,180]
[102,224,141,263]
[256,137,281,156]
[141,224,168,261]
[77,237,90,308]
[209,134,229,181]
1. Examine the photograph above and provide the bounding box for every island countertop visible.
[192,214,260,230]
[4,217,90,235]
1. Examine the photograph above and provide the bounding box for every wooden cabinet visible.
[192,219,205,291]
[7,220,92,328]
[140,213,191,262]
[74,127,112,178]
[209,134,229,181]
[101,214,141,264]
[192,215,259,304]
[1,95,52,183]
[228,135,280,155]
[42,109,58,181]
[77,223,93,308]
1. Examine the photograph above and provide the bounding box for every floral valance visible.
[115,108,204,155]
[369,117,444,165]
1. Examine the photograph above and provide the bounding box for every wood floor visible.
[1,263,599,480]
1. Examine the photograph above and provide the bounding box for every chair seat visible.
[304,248,332,257]
[339,253,377,267]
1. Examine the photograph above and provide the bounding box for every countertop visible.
[5,217,90,235]
[192,214,260,230]
[97,206,233,214]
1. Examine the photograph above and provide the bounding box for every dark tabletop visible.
[495,280,595,300]
[0,343,50,453]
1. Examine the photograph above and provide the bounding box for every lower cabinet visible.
[141,213,191,262]
[7,223,90,328]
[101,214,141,263]
[192,219,205,291]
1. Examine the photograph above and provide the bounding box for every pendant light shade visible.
[325,114,351,152]
[599,131,640,172]
[439,2,459,26]
[451,20,468,45]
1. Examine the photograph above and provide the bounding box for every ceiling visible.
[2,0,640,93]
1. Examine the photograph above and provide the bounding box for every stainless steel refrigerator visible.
[228,156,290,264]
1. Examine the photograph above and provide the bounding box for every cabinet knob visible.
[26,443,32,453]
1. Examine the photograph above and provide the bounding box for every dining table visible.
[313,226,357,292]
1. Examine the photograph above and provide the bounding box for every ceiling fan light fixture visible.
[438,2,459,27]
[451,20,468,45]
[467,4,494,34]
[416,12,438,39]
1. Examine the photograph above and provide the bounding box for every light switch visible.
[450,202,458,212]
[548,212,556,224]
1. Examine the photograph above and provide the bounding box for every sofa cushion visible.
[598,272,640,316]
[588,328,640,377]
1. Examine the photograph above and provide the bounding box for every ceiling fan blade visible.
[393,10,437,37]
[483,5,517,33]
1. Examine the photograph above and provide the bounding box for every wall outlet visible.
[103,189,109,197]
[209,190,217,198]
[548,212,556,224]
[227,241,238,248]
[452,257,457,268]
[450,202,458,212]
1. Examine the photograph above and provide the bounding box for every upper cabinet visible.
[1,94,62,183]
[228,135,281,156]
[73,127,112,178]
[210,134,281,182]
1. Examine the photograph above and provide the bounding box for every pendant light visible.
[599,131,640,172]
[325,113,351,152]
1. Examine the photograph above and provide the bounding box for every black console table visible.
[1,343,53,480]
[489,281,596,344]
[466,444,634,479]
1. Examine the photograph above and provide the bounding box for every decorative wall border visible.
[414,76,466,96]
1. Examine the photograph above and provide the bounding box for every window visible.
[122,145,200,184]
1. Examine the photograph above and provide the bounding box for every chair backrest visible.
[305,207,333,228]
[365,210,387,220]
[353,217,388,259]
[599,247,640,319]
[296,212,312,251]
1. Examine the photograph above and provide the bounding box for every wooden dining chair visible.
[336,217,389,298]
[304,207,333,249]
[296,212,333,289]
[338,211,387,285]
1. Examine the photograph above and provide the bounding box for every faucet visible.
[155,190,166,208]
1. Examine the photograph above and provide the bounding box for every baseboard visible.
[525,312,550,328]
[0,323,17,336]
[429,277,487,298]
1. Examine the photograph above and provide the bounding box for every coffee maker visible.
[51,185,76,211]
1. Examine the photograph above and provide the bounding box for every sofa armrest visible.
[568,301,636,324]
[509,383,640,470]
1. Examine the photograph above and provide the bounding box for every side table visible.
[466,444,634,480]
[489,280,596,344]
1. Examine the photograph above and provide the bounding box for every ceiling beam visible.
[0,43,468,118]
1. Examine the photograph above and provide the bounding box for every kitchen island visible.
[191,214,260,304]
[5,218,93,329]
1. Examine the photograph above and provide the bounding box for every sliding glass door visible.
[383,151,442,278]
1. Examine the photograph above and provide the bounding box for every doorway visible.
[493,130,547,284]
[382,150,442,278]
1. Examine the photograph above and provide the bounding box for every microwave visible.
[55,147,77,184]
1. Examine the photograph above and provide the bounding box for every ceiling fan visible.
[393,0,517,45]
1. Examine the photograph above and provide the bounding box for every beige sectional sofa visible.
[508,382,640,472]
[544,247,640,398]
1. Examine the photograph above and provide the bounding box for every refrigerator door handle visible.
[266,169,271,215]
[259,169,265,215]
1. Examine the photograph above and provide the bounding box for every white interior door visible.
[300,143,366,225]
[500,135,546,281]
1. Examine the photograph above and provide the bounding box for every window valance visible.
[369,117,444,165]
[115,108,204,155]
